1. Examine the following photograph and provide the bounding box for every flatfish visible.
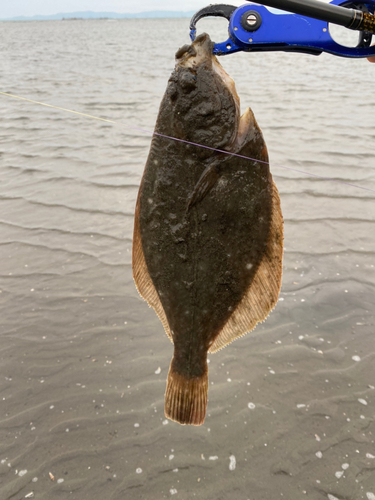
[132,33,283,426]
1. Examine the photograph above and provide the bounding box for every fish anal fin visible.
[132,200,173,343]
[208,181,283,353]
[165,361,208,426]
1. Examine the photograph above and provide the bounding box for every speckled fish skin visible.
[132,33,283,426]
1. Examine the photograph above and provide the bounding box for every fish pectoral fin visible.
[187,160,222,210]
[187,109,258,211]
[188,166,219,209]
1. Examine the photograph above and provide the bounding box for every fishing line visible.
[1,91,375,195]
[0,92,117,124]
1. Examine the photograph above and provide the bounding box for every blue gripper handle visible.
[190,0,375,58]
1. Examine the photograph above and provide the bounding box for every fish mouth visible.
[175,33,213,66]
[175,33,240,110]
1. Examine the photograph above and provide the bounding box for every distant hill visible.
[1,11,196,21]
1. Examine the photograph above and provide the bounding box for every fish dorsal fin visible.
[208,181,283,353]
[132,200,173,344]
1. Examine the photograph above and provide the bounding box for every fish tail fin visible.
[165,362,208,426]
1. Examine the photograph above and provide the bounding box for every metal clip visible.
[190,0,375,58]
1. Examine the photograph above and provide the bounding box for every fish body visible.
[132,34,283,425]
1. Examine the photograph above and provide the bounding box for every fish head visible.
[166,33,240,158]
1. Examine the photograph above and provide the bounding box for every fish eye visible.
[167,82,178,101]
[180,71,197,92]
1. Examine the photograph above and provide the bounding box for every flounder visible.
[132,33,283,426]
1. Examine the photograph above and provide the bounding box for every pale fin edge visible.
[208,180,284,353]
[165,362,208,426]
[132,201,174,344]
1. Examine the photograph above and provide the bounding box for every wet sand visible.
[0,18,375,500]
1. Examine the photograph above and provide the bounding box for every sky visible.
[1,0,245,18]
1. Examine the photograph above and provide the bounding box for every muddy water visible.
[0,17,375,500]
